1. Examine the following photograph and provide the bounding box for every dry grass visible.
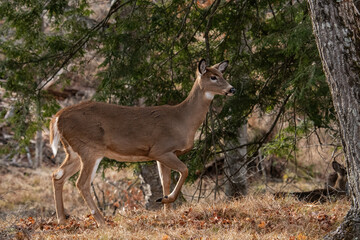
[0,166,351,240]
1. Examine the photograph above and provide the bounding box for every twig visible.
[91,183,103,212]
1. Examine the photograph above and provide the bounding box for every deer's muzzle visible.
[226,87,236,96]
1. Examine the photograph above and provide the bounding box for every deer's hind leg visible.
[52,146,81,224]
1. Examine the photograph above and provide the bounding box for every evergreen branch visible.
[13,4,104,66]
[204,0,221,64]
[152,0,219,72]
[267,0,277,23]
[175,1,195,39]
[36,0,134,91]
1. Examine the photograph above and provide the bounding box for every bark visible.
[34,130,43,168]
[138,163,184,210]
[308,0,360,239]
[224,123,248,197]
[34,99,43,168]
[138,163,163,210]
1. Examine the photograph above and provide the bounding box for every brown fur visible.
[50,59,234,226]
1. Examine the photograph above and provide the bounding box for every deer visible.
[49,59,236,226]
[275,161,348,202]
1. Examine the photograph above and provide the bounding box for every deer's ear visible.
[198,59,207,75]
[332,161,346,175]
[212,60,229,73]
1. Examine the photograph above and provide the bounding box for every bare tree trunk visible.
[34,129,43,168]
[308,1,360,239]
[33,12,48,169]
[224,123,248,197]
[138,163,184,210]
[34,99,43,168]
[138,163,163,210]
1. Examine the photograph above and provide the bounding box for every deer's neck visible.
[177,79,213,131]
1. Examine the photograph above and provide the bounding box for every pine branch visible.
[36,0,134,91]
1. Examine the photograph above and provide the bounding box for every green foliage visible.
[262,118,314,160]
[100,158,129,175]
[0,0,92,150]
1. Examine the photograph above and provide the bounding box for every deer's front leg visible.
[155,153,188,204]
[157,161,171,210]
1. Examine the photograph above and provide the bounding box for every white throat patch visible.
[205,92,214,100]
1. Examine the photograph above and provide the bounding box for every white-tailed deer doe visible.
[275,161,347,202]
[50,59,236,226]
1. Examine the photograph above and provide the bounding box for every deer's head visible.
[197,59,236,99]
[331,160,348,192]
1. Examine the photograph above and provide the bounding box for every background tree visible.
[308,0,360,239]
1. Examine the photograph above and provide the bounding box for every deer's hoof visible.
[156,195,168,203]
[58,218,67,225]
[95,219,107,228]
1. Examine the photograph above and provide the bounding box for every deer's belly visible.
[105,150,152,162]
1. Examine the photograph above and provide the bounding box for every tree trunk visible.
[138,163,184,210]
[308,1,360,239]
[34,99,43,168]
[138,163,163,210]
[34,129,43,168]
[224,123,248,197]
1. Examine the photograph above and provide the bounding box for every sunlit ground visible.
[0,165,350,239]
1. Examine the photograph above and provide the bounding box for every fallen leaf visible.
[258,221,266,229]
[162,234,170,240]
[297,233,307,240]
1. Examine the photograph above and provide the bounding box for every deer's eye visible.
[210,76,217,81]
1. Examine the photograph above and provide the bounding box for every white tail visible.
[50,59,235,226]
[50,117,60,157]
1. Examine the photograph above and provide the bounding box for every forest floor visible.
[0,165,350,240]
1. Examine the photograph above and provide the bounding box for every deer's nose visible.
[229,88,236,94]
